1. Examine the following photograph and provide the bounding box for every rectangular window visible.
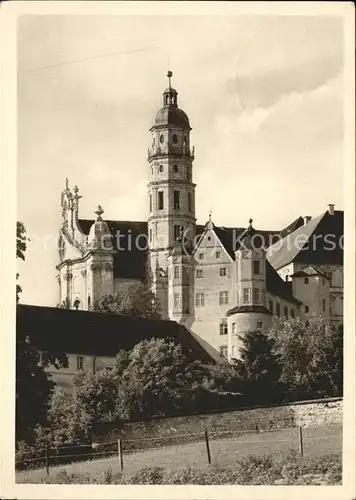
[173,190,180,210]
[284,306,288,318]
[219,291,229,305]
[291,309,295,318]
[196,269,203,278]
[174,266,180,279]
[276,303,281,317]
[188,192,192,212]
[232,322,236,334]
[219,345,228,358]
[149,228,152,243]
[196,292,205,307]
[149,194,152,213]
[322,299,326,312]
[304,277,309,284]
[216,251,221,259]
[243,288,250,304]
[269,300,274,314]
[174,224,181,240]
[76,356,84,371]
[220,267,227,277]
[253,260,261,274]
[199,252,204,260]
[219,321,228,335]
[158,191,164,210]
[257,321,263,330]
[254,288,260,303]
[305,305,310,313]
[174,293,181,308]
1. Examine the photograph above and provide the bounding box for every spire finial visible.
[209,209,212,222]
[248,218,253,228]
[65,177,69,190]
[94,205,104,220]
[167,70,173,89]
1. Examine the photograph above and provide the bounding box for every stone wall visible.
[92,398,342,448]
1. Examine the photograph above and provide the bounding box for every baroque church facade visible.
[57,73,344,362]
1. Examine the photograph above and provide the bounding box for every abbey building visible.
[57,73,343,362]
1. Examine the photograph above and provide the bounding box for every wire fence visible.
[15,419,342,477]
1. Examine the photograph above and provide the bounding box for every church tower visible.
[147,71,196,317]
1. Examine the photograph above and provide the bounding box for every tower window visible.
[196,292,205,307]
[254,288,260,303]
[88,295,91,310]
[160,134,164,143]
[76,356,84,371]
[159,164,164,173]
[158,191,164,210]
[149,228,152,242]
[243,288,250,304]
[322,299,326,312]
[174,266,180,279]
[174,224,182,240]
[276,303,280,317]
[196,269,203,278]
[219,291,229,305]
[284,306,288,318]
[219,345,228,358]
[219,320,228,335]
[173,164,178,173]
[220,268,227,277]
[174,293,181,308]
[305,305,309,313]
[174,190,180,210]
[304,277,309,284]
[291,308,295,318]
[269,300,274,314]
[253,260,261,274]
[149,194,152,213]
[232,322,236,334]
[172,134,178,144]
[188,192,192,212]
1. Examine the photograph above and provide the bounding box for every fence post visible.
[45,444,50,476]
[204,429,211,465]
[298,426,304,458]
[117,438,123,471]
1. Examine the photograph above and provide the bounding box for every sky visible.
[17,14,344,306]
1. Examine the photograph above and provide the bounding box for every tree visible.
[268,317,343,400]
[94,283,161,319]
[16,221,68,444]
[233,330,284,405]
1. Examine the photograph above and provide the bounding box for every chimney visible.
[328,204,335,215]
[303,216,312,225]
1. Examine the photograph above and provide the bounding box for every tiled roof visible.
[17,304,215,363]
[267,211,343,270]
[226,305,272,316]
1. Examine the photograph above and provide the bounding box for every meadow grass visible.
[16,422,342,483]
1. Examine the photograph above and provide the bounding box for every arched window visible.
[160,134,164,144]
[172,134,178,144]
[88,295,91,310]
[73,299,81,311]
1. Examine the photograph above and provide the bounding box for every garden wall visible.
[92,398,342,449]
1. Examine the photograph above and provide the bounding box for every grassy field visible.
[16,423,342,483]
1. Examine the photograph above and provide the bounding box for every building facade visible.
[56,73,344,362]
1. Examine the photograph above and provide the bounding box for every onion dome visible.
[152,71,191,129]
[87,206,113,251]
[240,219,256,250]
[204,211,214,231]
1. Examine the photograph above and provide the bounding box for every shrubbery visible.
[35,452,342,485]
